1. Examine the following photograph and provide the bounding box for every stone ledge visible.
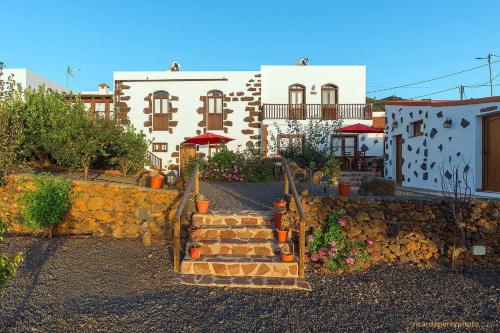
[178,274,311,291]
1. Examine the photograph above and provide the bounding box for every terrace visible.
[262,103,372,120]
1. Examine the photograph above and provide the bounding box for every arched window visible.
[288,84,306,120]
[321,84,339,120]
[321,84,338,105]
[207,90,224,130]
[153,91,169,131]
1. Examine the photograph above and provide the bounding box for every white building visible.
[113,64,384,171]
[79,83,114,118]
[384,97,500,195]
[0,68,68,92]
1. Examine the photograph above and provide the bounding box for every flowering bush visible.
[306,213,371,272]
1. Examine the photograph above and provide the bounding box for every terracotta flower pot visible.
[274,213,286,229]
[150,175,164,189]
[273,201,287,209]
[276,229,288,243]
[338,184,351,197]
[190,246,201,259]
[281,254,294,262]
[196,200,210,213]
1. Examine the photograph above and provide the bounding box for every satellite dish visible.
[298,58,309,66]
[170,62,180,71]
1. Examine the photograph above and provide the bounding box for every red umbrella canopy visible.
[182,132,235,145]
[336,123,384,134]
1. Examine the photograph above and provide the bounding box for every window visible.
[331,135,358,156]
[321,84,339,119]
[153,91,169,131]
[277,134,304,153]
[288,84,306,119]
[207,90,223,130]
[152,142,168,152]
[321,84,338,105]
[410,120,424,137]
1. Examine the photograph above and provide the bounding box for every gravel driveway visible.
[0,236,498,332]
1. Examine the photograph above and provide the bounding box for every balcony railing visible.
[262,104,372,120]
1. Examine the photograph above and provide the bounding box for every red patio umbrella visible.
[336,123,384,134]
[182,132,235,145]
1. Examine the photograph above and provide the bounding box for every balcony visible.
[262,104,372,120]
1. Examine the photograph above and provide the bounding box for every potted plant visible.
[149,169,164,189]
[195,193,210,213]
[189,242,201,259]
[338,176,352,197]
[273,207,287,229]
[273,197,287,209]
[188,225,201,240]
[276,214,293,243]
[279,243,294,262]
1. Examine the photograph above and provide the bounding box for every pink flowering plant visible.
[306,213,369,272]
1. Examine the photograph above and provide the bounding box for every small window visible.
[410,120,424,137]
[152,142,168,152]
[277,134,304,153]
[207,90,224,130]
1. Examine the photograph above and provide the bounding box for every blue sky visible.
[2,0,499,99]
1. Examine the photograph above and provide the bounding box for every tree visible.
[269,117,343,171]
[45,105,113,180]
[439,159,473,267]
[0,71,25,185]
[110,125,149,176]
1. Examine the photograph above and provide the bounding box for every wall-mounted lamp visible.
[443,118,452,128]
[311,85,316,91]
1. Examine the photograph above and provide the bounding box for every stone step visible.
[178,274,311,291]
[180,255,298,278]
[192,211,273,227]
[187,238,291,257]
[193,225,278,241]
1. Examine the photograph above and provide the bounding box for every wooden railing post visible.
[173,217,181,273]
[299,217,305,278]
[194,167,200,194]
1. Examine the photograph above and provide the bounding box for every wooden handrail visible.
[146,150,162,171]
[283,162,305,279]
[172,161,199,272]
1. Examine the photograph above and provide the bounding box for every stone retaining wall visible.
[0,175,180,239]
[288,195,499,267]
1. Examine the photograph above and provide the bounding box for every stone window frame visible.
[410,119,424,137]
[152,142,168,152]
[206,90,224,130]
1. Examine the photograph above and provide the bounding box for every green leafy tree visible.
[0,217,23,293]
[45,105,114,180]
[0,71,25,185]
[110,126,149,176]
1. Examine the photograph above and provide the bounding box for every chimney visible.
[98,83,109,94]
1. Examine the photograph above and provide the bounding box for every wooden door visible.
[395,135,403,185]
[483,114,500,192]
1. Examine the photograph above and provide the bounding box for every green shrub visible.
[0,217,23,293]
[109,125,149,176]
[19,174,72,233]
[306,213,370,272]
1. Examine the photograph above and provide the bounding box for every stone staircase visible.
[178,211,311,290]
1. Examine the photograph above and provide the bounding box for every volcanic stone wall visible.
[288,195,499,268]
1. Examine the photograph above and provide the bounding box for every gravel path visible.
[1,236,498,332]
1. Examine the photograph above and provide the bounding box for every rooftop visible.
[385,96,500,107]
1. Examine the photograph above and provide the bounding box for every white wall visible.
[384,100,500,193]
[261,65,366,104]
[114,70,260,168]
[1,69,67,92]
